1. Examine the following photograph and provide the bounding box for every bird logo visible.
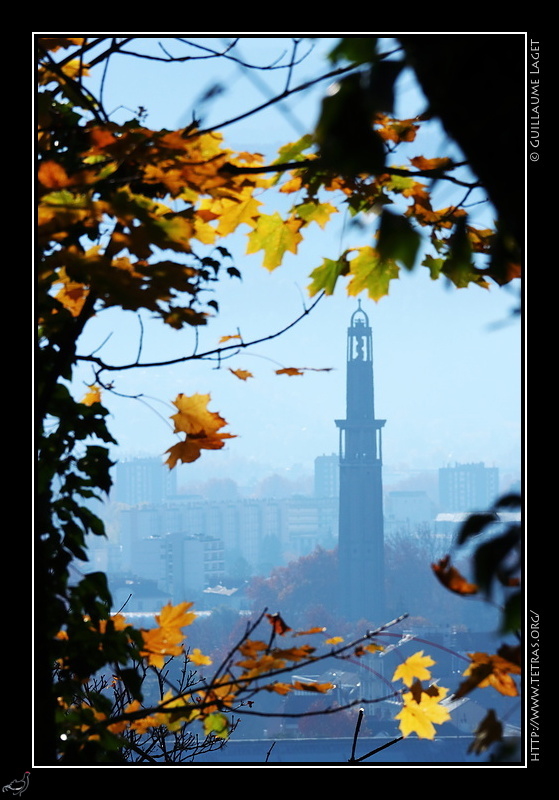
[2,773,30,796]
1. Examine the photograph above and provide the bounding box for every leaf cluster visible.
[430,493,522,756]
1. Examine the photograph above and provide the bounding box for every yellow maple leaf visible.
[395,686,451,739]
[170,393,226,436]
[392,651,435,687]
[98,613,128,634]
[294,201,338,229]
[81,385,102,406]
[246,212,303,270]
[363,642,384,654]
[189,647,212,666]
[206,195,262,236]
[156,601,196,632]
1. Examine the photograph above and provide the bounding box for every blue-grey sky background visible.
[71,36,522,490]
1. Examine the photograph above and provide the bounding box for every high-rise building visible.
[314,454,339,498]
[336,302,385,623]
[438,462,500,512]
[114,457,177,506]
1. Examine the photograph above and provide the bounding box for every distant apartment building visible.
[117,493,338,583]
[438,462,499,512]
[164,533,225,600]
[113,457,177,506]
[314,454,339,498]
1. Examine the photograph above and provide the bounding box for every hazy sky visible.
[71,36,522,489]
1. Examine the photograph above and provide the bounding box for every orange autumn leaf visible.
[375,113,420,143]
[266,612,292,635]
[291,680,334,693]
[53,266,90,318]
[229,368,253,381]
[455,651,521,699]
[267,682,294,696]
[139,602,197,668]
[139,627,184,669]
[273,645,316,662]
[276,367,304,376]
[432,555,479,595]
[293,627,326,637]
[409,155,454,172]
[165,431,236,467]
[38,160,71,190]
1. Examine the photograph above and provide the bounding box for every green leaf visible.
[315,73,386,176]
[457,512,500,546]
[442,217,490,289]
[367,59,404,114]
[422,254,445,279]
[377,209,421,270]
[203,712,230,739]
[308,256,349,296]
[273,134,315,164]
[501,591,521,634]
[328,37,378,65]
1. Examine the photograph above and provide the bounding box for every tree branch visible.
[77,292,325,378]
[220,156,479,189]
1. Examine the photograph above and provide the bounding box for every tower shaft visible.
[336,302,385,623]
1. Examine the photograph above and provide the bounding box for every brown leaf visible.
[468,709,503,754]
[266,613,292,635]
[455,651,520,699]
[432,555,478,595]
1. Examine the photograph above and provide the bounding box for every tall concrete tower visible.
[336,301,385,623]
